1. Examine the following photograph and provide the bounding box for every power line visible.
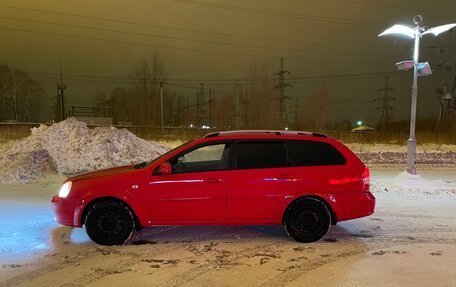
[0,17,399,58]
[0,26,276,59]
[165,82,200,90]
[292,97,303,130]
[334,0,456,18]
[275,58,292,127]
[170,0,383,28]
[375,77,395,130]
[0,27,388,65]
[0,4,391,48]
[27,70,402,84]
[37,76,435,102]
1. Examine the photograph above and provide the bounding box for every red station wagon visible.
[52,130,375,245]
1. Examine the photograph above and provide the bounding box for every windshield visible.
[134,140,195,169]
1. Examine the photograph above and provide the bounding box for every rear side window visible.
[286,140,346,166]
[236,141,288,169]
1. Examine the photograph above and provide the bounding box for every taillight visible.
[362,166,370,193]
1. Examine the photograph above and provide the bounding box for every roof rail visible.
[311,132,327,138]
[203,130,327,138]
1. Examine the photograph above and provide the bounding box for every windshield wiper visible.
[134,161,148,169]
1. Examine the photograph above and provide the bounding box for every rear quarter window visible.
[286,140,346,166]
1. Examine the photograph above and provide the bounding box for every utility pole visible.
[435,74,456,125]
[57,55,66,122]
[275,58,292,129]
[209,89,212,128]
[244,81,249,128]
[186,94,190,126]
[197,83,205,127]
[95,94,100,117]
[160,82,164,132]
[292,97,303,130]
[235,88,240,129]
[232,83,247,129]
[375,77,395,131]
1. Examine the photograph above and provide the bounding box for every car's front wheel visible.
[283,198,331,243]
[85,201,135,245]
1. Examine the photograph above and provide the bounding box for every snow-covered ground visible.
[1,121,455,285]
[0,168,456,287]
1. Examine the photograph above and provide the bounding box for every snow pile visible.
[358,151,456,166]
[0,118,168,183]
[372,171,456,195]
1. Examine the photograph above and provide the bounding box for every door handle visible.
[205,178,222,184]
[276,174,298,180]
[264,175,298,181]
[276,177,298,181]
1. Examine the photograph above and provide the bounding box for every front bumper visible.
[51,195,82,227]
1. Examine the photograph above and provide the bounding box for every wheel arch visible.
[282,195,338,225]
[80,196,143,231]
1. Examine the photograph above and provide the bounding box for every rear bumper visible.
[51,195,82,227]
[325,191,375,222]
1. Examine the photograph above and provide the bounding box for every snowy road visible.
[1,169,456,286]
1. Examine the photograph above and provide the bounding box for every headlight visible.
[58,182,72,198]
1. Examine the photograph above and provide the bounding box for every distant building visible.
[351,125,376,132]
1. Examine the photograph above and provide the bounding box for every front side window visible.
[171,143,231,173]
[236,141,288,169]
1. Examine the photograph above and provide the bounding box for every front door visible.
[149,142,231,224]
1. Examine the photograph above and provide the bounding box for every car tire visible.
[85,201,135,246]
[283,198,331,243]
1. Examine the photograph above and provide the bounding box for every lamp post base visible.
[406,139,417,175]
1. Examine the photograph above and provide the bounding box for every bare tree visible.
[245,60,277,129]
[0,65,13,120]
[128,52,167,126]
[309,84,331,131]
[129,57,152,125]
[110,87,132,124]
[0,65,43,122]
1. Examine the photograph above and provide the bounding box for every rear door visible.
[228,140,302,221]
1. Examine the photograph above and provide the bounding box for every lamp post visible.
[379,15,456,175]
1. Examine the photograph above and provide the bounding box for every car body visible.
[51,130,375,245]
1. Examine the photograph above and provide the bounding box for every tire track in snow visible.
[163,241,283,287]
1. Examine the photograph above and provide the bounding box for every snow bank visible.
[346,143,456,166]
[358,151,456,166]
[372,171,456,195]
[0,118,168,183]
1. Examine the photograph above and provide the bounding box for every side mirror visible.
[158,162,172,175]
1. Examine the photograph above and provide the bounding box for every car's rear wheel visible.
[85,201,135,245]
[283,198,331,243]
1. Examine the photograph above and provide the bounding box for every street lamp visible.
[379,15,456,175]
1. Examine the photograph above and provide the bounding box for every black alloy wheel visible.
[284,198,331,243]
[85,201,135,246]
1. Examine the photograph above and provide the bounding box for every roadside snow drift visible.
[0,118,168,183]
[372,171,456,195]
[358,151,456,166]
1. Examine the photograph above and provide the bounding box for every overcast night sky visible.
[1,0,456,125]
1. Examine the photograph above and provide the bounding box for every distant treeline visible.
[0,65,43,122]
